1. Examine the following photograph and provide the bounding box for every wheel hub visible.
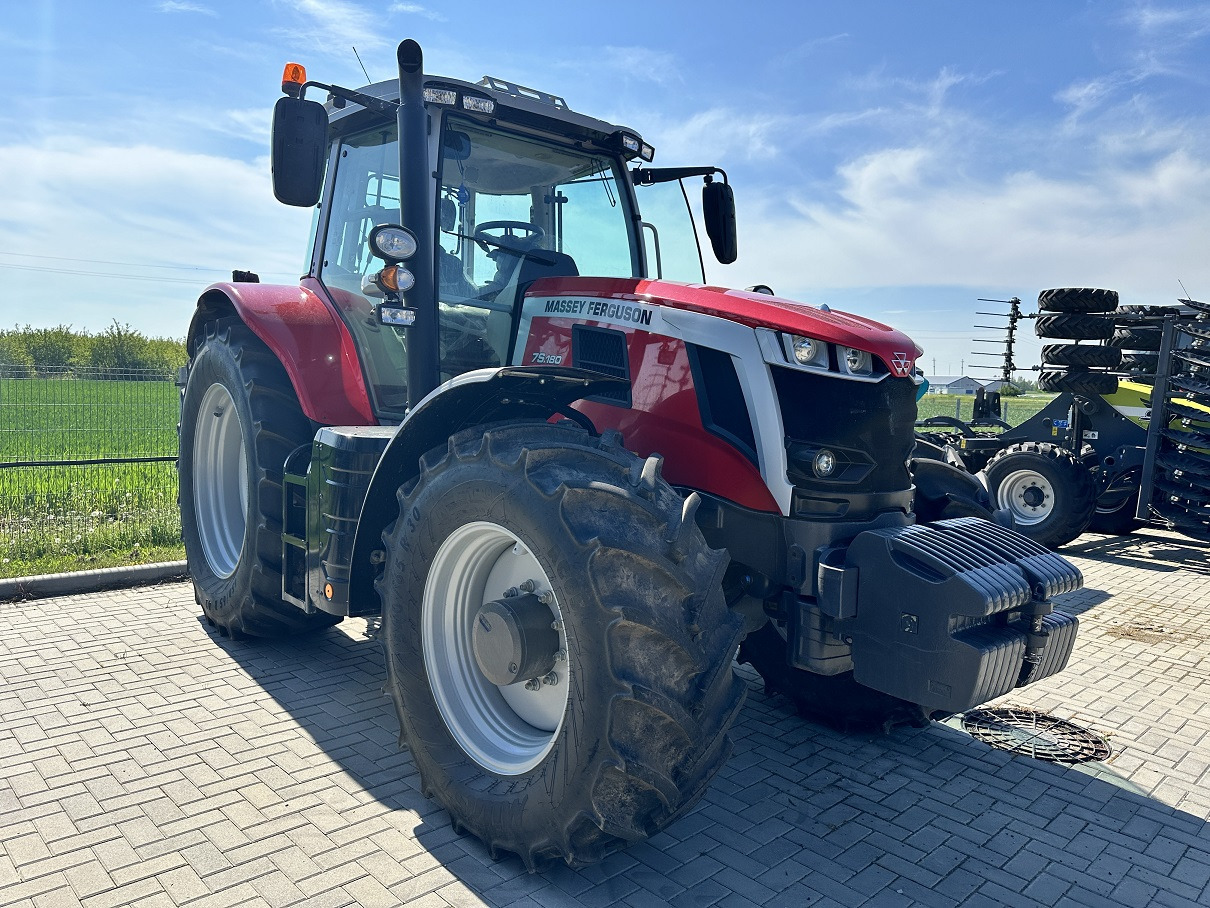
[422,522,569,775]
[472,592,560,686]
[996,469,1055,526]
[1021,486,1046,508]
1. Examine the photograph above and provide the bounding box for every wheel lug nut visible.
[524,678,541,691]
[519,579,536,592]
[541,672,558,687]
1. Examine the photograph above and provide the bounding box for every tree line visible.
[0,323,187,380]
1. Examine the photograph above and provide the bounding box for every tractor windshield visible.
[317,115,641,416]
[433,116,639,379]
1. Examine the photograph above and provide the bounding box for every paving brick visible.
[2,536,1208,907]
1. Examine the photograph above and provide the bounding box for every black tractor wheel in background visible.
[1035,313,1116,340]
[1038,287,1118,313]
[1040,344,1121,368]
[179,319,339,638]
[982,442,1097,548]
[1038,370,1119,395]
[376,421,745,869]
[1110,326,1163,351]
[1088,483,1142,535]
[1113,305,1181,318]
[1118,353,1160,374]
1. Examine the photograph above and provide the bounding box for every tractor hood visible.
[527,276,921,378]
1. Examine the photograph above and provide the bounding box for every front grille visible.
[773,367,916,496]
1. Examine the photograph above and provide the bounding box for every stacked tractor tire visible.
[1146,298,1210,536]
[1036,287,1121,395]
[1035,288,1188,389]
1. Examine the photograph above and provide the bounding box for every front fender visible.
[188,278,375,425]
[346,366,626,613]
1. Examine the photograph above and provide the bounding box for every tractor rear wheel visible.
[376,421,745,868]
[179,320,338,638]
[982,442,1096,548]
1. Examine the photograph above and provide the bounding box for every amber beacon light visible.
[281,62,307,97]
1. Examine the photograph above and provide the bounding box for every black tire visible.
[1110,327,1162,351]
[1038,287,1118,313]
[1041,344,1121,368]
[1035,313,1115,340]
[376,421,745,868]
[1119,353,1159,374]
[1112,305,1180,319]
[179,320,339,638]
[982,442,1096,548]
[1088,485,1141,534]
[1038,370,1118,395]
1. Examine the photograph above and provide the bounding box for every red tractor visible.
[179,40,1083,868]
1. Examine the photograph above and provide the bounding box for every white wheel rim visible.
[423,521,568,775]
[996,469,1055,526]
[193,383,248,579]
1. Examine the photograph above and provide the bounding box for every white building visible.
[926,376,983,395]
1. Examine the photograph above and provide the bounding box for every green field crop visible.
[0,375,183,579]
[916,393,1055,427]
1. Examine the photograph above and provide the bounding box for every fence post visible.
[954,398,961,419]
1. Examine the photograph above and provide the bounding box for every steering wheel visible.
[472,220,545,255]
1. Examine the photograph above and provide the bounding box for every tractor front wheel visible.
[179,319,338,638]
[376,421,745,868]
[983,442,1096,548]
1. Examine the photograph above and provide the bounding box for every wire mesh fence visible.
[0,365,182,574]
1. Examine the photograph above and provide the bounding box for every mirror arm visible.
[631,166,728,186]
[295,80,400,116]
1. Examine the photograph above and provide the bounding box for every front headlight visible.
[785,333,828,368]
[843,347,873,375]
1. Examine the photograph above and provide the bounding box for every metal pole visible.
[397,39,440,409]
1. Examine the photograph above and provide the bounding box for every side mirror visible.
[271,96,328,207]
[702,178,737,264]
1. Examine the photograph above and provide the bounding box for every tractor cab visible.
[274,63,732,420]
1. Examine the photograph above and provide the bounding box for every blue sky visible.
[3,1,1209,378]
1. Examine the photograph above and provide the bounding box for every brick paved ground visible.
[1,526,1208,907]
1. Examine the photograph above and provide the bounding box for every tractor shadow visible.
[207,616,1210,906]
[1067,526,1210,577]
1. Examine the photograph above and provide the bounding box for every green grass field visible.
[916,392,1055,427]
[0,376,184,579]
[0,374,1060,580]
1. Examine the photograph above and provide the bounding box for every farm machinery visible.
[918,289,1210,548]
[178,40,1084,867]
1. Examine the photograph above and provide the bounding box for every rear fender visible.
[345,366,626,614]
[187,278,375,425]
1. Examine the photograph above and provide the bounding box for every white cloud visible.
[0,139,312,337]
[390,2,446,22]
[715,145,1210,307]
[597,46,683,86]
[157,1,217,15]
[276,0,389,57]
